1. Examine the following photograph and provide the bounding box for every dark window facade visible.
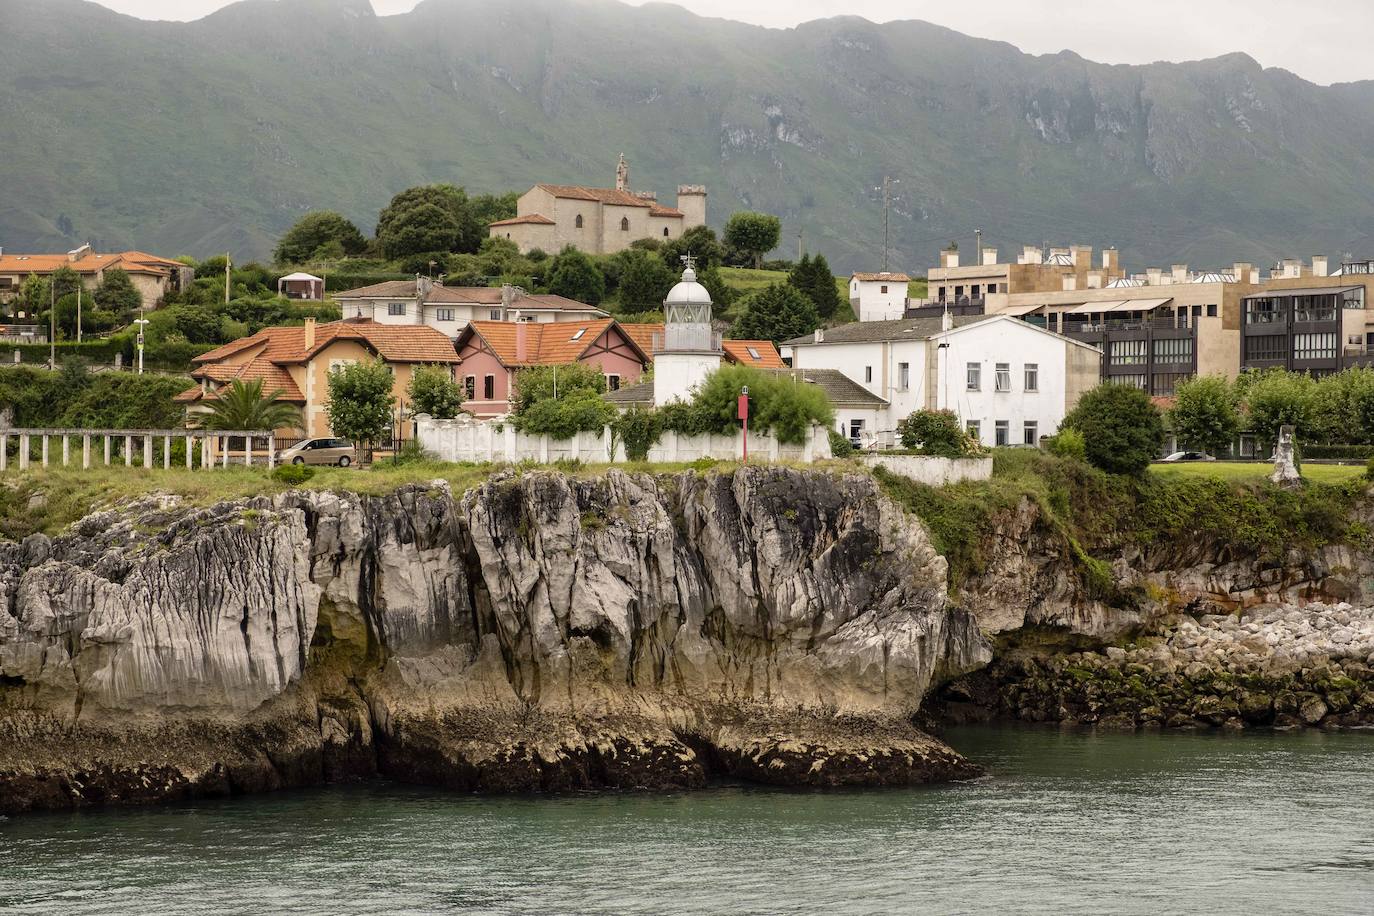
[1245,335,1286,361]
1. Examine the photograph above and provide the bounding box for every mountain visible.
[4,0,1374,272]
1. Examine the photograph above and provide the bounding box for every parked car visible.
[278,437,356,467]
[1159,451,1216,463]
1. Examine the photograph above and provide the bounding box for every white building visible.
[332,278,607,337]
[849,272,910,322]
[783,314,1101,448]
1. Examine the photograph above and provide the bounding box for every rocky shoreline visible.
[0,468,988,815]
[935,602,1374,731]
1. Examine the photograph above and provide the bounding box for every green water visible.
[2,726,1371,915]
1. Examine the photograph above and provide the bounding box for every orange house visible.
[175,317,461,440]
[618,323,786,369]
[453,318,650,417]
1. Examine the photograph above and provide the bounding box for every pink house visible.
[453,319,650,417]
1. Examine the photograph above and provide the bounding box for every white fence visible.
[857,453,993,486]
[416,417,833,465]
[0,428,276,471]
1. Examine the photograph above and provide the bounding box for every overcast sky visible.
[93,0,1374,86]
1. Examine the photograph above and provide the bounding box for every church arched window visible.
[621,217,630,231]
[575,214,584,229]
[663,227,670,237]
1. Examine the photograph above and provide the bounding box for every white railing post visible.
[163,435,171,469]
[245,435,253,467]
[142,434,153,468]
[124,435,132,467]
[0,433,8,471]
[201,434,211,470]
[103,435,111,466]
[185,435,193,470]
[221,435,229,468]
[18,434,29,470]
[266,435,275,469]
[40,435,49,468]
[61,435,69,467]
[82,434,91,470]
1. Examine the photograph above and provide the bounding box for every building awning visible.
[1117,297,1173,311]
[1056,297,1172,315]
[1059,300,1124,314]
[1243,286,1360,300]
[1000,303,1046,316]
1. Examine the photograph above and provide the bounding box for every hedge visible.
[1301,444,1374,460]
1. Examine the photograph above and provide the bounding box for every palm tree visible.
[201,379,302,432]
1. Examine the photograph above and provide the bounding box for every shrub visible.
[897,409,974,457]
[408,364,464,419]
[512,389,615,439]
[271,463,315,485]
[511,364,605,415]
[1302,444,1374,460]
[1044,428,1087,461]
[1366,457,1374,481]
[615,406,662,461]
[387,439,434,466]
[1061,383,1164,475]
[828,428,855,457]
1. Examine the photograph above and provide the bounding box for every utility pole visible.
[224,252,231,305]
[797,227,804,262]
[48,280,55,369]
[974,228,983,265]
[880,177,898,272]
[76,283,82,343]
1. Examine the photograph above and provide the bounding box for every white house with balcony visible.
[782,314,1102,448]
[331,278,607,337]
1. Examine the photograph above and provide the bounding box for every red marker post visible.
[738,385,750,463]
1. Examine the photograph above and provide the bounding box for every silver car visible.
[278,437,356,467]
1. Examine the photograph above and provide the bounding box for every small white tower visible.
[654,256,720,406]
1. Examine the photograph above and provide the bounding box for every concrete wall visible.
[417,418,833,464]
[858,454,993,486]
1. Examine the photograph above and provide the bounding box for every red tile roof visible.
[0,250,176,278]
[536,184,653,208]
[489,213,556,227]
[722,339,786,368]
[195,319,459,367]
[461,319,649,368]
[617,322,661,356]
[648,205,684,218]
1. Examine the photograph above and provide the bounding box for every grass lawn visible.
[1150,461,1367,485]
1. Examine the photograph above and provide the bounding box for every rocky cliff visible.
[0,468,989,814]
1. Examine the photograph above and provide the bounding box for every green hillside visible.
[4,0,1374,273]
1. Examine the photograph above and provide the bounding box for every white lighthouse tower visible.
[654,256,721,406]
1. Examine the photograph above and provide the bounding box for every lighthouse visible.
[653,255,721,406]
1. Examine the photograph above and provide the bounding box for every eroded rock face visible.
[0,468,989,813]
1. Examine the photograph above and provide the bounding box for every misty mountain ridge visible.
[4,0,1374,272]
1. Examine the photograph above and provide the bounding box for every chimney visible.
[1249,268,1260,284]
[501,284,517,317]
[304,317,316,351]
[1282,258,1302,279]
[1313,256,1329,277]
[813,328,825,344]
[515,319,528,362]
[940,248,960,269]
[1102,248,1119,272]
[1233,262,1252,283]
[981,246,998,266]
[1021,245,1043,265]
[416,274,434,302]
[1061,275,1078,291]
[1086,270,1103,289]
[1171,264,1188,284]
[1146,268,1163,286]
[1071,245,1093,267]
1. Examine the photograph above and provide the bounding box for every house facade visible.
[784,315,1101,448]
[332,278,606,337]
[0,244,190,313]
[489,156,706,255]
[453,319,650,417]
[175,318,461,441]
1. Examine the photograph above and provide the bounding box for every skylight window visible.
[570,328,587,341]
[747,347,761,360]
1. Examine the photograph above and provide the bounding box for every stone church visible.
[489,155,706,255]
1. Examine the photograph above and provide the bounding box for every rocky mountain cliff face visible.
[0,468,989,814]
[4,0,1374,267]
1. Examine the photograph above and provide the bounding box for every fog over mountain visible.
[5,0,1374,271]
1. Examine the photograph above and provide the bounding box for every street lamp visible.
[133,318,150,374]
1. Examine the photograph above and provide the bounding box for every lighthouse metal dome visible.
[665,265,713,307]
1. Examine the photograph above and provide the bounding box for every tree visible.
[897,409,976,456]
[201,379,302,432]
[94,268,142,317]
[615,249,675,313]
[326,359,396,455]
[274,211,367,264]
[511,363,606,415]
[377,201,461,259]
[660,224,725,272]
[13,273,50,319]
[1240,369,1316,448]
[1309,368,1374,445]
[1169,376,1239,456]
[723,211,782,268]
[687,364,833,444]
[548,247,606,305]
[408,364,464,419]
[788,253,842,320]
[1060,383,1165,475]
[729,282,819,344]
[468,192,518,233]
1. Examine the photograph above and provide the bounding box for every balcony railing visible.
[651,329,723,352]
[1063,317,1197,333]
[1245,312,1283,325]
[1294,309,1338,323]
